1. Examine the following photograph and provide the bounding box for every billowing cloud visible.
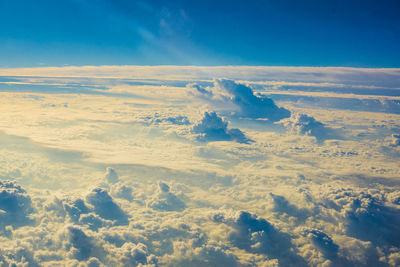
[283,113,338,141]
[117,242,158,267]
[79,213,113,231]
[342,191,400,247]
[65,225,94,261]
[0,66,399,266]
[63,197,91,222]
[189,80,291,122]
[270,193,312,220]
[0,180,33,229]
[215,79,291,121]
[304,229,339,260]
[167,242,239,267]
[104,167,119,184]
[111,183,134,202]
[212,210,307,265]
[86,188,129,225]
[193,112,252,143]
[147,182,185,211]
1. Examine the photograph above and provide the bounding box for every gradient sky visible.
[1,0,400,67]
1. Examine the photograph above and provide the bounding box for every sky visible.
[1,0,400,67]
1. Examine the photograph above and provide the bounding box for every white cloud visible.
[147,182,185,211]
[0,65,399,266]
[116,242,158,267]
[110,183,134,202]
[209,210,307,265]
[104,167,119,184]
[193,112,252,143]
[0,180,33,229]
[65,225,94,261]
[86,188,129,225]
[214,79,291,122]
[283,113,339,142]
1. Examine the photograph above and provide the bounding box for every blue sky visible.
[1,0,399,67]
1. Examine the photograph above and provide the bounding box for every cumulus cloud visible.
[79,213,113,231]
[167,241,239,267]
[1,66,400,266]
[86,188,129,225]
[111,183,134,202]
[304,229,339,260]
[283,113,338,141]
[147,182,185,211]
[213,210,307,265]
[342,192,400,247]
[0,180,33,229]
[269,193,312,220]
[305,185,400,265]
[104,167,119,184]
[215,79,291,121]
[193,112,252,143]
[65,225,94,261]
[0,246,38,267]
[117,242,158,267]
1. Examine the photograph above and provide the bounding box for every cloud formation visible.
[65,225,94,261]
[104,167,119,184]
[0,180,33,229]
[147,182,185,211]
[215,79,291,122]
[86,188,129,225]
[283,113,338,142]
[0,66,399,266]
[193,112,252,143]
[212,210,307,265]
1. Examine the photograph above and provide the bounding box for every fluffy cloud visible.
[0,180,33,229]
[189,80,291,122]
[111,183,134,202]
[166,241,239,267]
[79,213,113,231]
[193,112,251,143]
[304,229,339,260]
[212,210,307,265]
[0,66,399,266]
[65,225,94,261]
[63,197,91,222]
[86,188,129,225]
[0,246,38,267]
[341,191,400,247]
[117,242,158,267]
[283,113,337,142]
[269,193,312,220]
[215,79,291,121]
[104,167,119,184]
[147,182,185,211]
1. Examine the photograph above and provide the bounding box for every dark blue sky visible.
[1,0,399,67]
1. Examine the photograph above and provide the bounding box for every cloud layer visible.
[0,66,399,266]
